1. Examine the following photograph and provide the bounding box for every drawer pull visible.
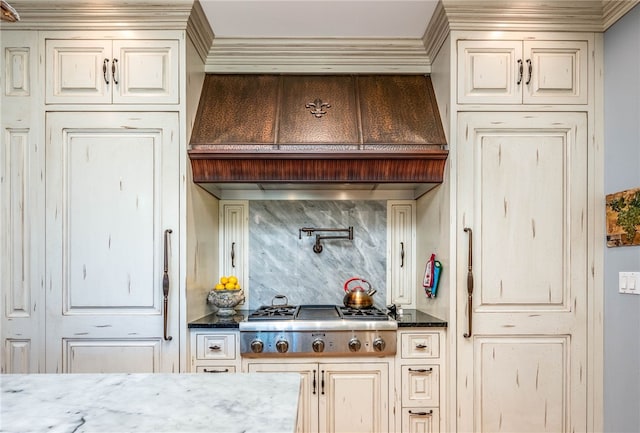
[408,368,433,373]
[408,410,433,416]
[415,343,429,349]
[208,345,222,351]
[203,368,229,373]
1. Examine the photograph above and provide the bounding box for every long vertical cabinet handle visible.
[400,242,405,268]
[111,58,119,85]
[102,58,110,84]
[516,59,523,85]
[463,227,474,338]
[163,229,173,341]
[312,369,317,395]
[231,242,236,268]
[321,370,325,395]
[525,59,532,85]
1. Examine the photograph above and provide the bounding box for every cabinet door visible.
[319,362,389,433]
[523,41,588,104]
[247,362,319,433]
[219,201,248,302]
[401,366,439,407]
[457,40,523,104]
[387,201,415,306]
[112,40,179,104]
[456,112,588,432]
[45,39,112,104]
[45,112,180,373]
[402,408,440,433]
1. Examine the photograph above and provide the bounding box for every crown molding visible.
[602,0,639,29]
[422,2,450,64]
[187,0,214,62]
[204,38,431,74]
[2,0,194,30]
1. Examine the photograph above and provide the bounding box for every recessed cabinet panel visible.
[401,332,440,359]
[64,339,160,373]
[219,201,248,304]
[196,333,236,360]
[46,40,111,104]
[388,201,416,307]
[4,340,31,374]
[457,40,522,104]
[402,365,440,407]
[402,408,440,433]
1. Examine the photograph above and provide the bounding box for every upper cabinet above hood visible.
[188,74,448,198]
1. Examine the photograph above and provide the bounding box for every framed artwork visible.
[606,186,640,247]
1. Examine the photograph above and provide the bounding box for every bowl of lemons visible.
[207,276,245,316]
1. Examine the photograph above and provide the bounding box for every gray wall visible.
[604,5,640,432]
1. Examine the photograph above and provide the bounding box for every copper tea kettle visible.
[343,277,377,308]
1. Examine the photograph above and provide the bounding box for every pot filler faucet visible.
[299,226,354,253]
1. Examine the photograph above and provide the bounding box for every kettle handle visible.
[344,277,370,293]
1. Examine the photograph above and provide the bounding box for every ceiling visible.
[199,0,439,39]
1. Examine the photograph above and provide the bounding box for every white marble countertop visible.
[1,373,301,433]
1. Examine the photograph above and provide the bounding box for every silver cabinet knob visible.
[312,339,325,353]
[250,339,264,353]
[276,340,289,353]
[373,338,386,352]
[348,338,361,352]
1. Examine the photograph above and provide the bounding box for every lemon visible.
[228,276,238,284]
[234,283,240,290]
[220,276,229,285]
[224,282,235,290]
[214,283,225,290]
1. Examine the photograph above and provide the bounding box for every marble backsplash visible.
[248,200,387,309]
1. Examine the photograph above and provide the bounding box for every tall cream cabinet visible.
[438,31,601,433]
[0,0,206,373]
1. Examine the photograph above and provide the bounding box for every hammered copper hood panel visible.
[189,74,447,188]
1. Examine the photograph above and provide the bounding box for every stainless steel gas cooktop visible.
[239,304,397,357]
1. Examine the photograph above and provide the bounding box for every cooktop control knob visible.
[373,337,386,352]
[312,339,325,353]
[348,338,361,352]
[250,339,264,353]
[276,340,289,353]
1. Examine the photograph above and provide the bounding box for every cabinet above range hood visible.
[188,74,447,199]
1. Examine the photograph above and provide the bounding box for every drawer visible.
[401,332,440,359]
[402,407,440,433]
[401,365,439,406]
[195,365,237,374]
[195,332,236,360]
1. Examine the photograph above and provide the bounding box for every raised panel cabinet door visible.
[457,40,523,104]
[523,40,588,104]
[247,362,319,433]
[112,40,179,104]
[387,201,416,306]
[45,39,112,104]
[319,362,389,433]
[219,200,248,304]
[456,112,588,433]
[45,112,180,373]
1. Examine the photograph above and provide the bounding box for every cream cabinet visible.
[189,330,240,374]
[457,39,588,105]
[219,200,249,305]
[395,329,444,433]
[247,360,390,433]
[387,200,416,308]
[45,38,179,105]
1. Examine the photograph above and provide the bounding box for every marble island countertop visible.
[1,373,301,433]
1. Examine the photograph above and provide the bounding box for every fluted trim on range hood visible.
[188,74,448,197]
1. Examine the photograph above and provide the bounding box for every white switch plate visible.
[619,272,640,295]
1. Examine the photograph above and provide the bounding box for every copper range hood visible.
[188,74,448,198]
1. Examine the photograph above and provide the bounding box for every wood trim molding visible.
[4,0,193,30]
[187,0,215,63]
[602,0,639,30]
[422,2,450,65]
[204,38,431,74]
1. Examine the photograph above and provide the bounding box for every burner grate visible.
[338,306,390,320]
[248,305,298,320]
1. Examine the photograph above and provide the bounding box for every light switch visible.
[619,272,640,295]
